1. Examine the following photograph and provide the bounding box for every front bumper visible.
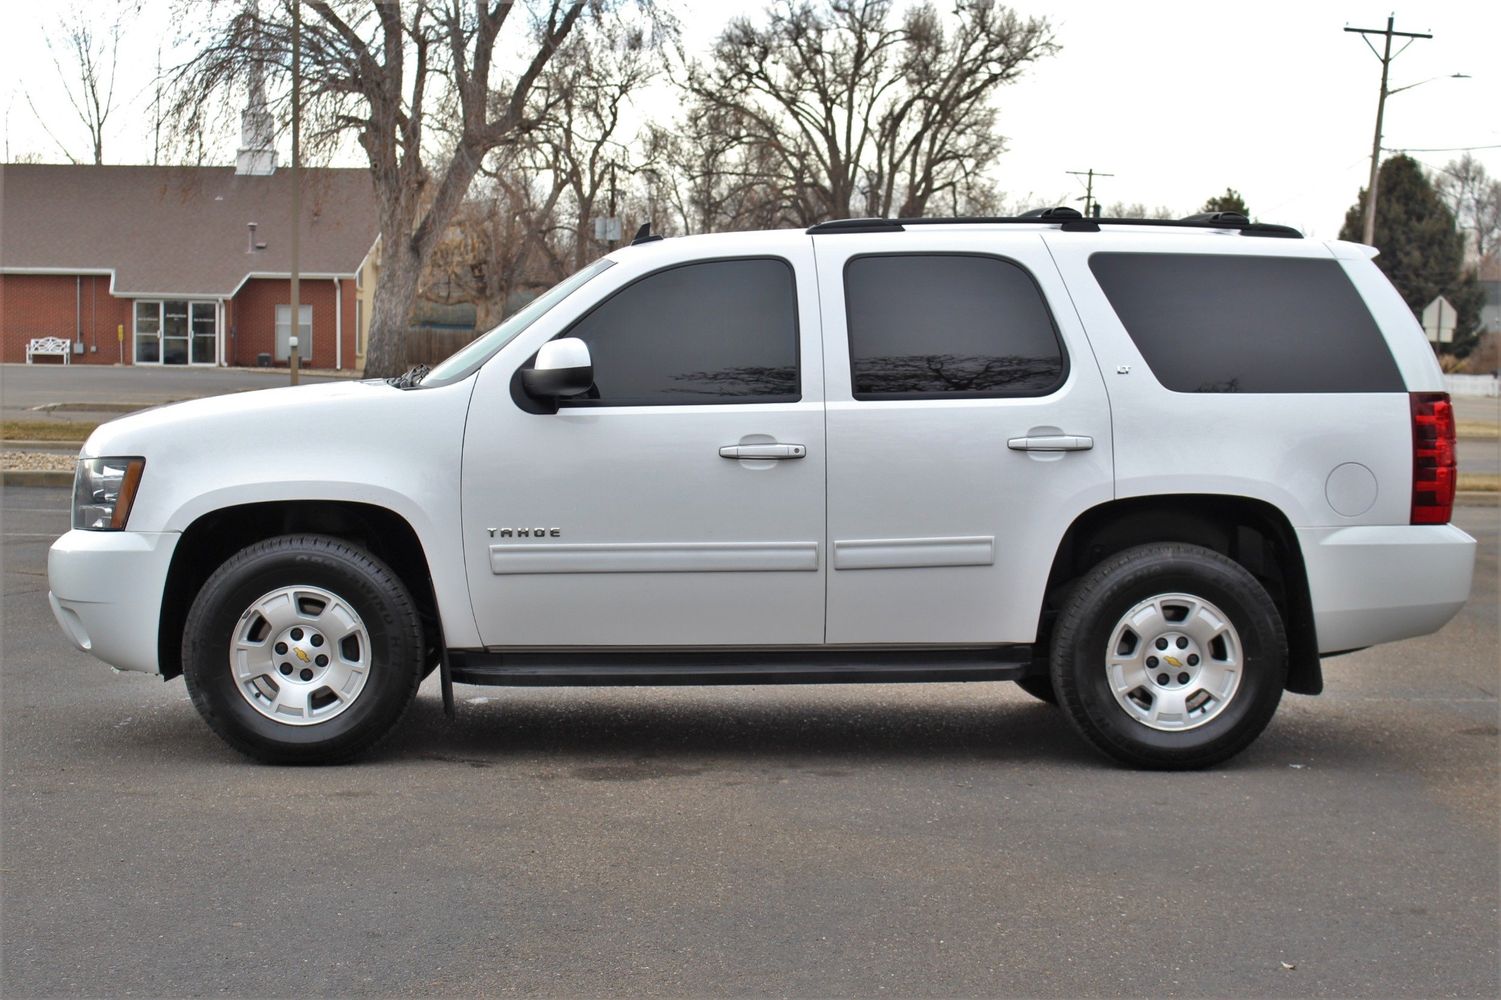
[1298,522,1476,653]
[48,529,180,674]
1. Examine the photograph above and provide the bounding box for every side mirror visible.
[521,337,594,400]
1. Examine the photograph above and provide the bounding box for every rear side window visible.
[1089,253,1403,393]
[562,257,799,406]
[844,254,1066,398]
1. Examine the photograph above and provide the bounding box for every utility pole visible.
[607,160,619,251]
[1346,15,1432,246]
[288,1,303,382]
[285,1,300,382]
[1066,169,1113,218]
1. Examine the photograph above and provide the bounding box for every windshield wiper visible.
[386,364,430,389]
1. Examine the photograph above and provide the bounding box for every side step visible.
[447,647,1031,687]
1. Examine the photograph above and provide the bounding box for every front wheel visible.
[183,535,425,764]
[1049,543,1287,769]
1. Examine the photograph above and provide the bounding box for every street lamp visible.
[1359,71,1467,246]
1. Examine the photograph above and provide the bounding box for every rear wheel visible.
[1050,543,1286,769]
[183,535,424,764]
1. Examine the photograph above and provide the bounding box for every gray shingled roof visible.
[0,164,378,297]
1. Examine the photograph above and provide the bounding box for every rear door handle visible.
[1007,434,1094,452]
[719,443,807,460]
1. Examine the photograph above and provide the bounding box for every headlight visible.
[73,457,146,530]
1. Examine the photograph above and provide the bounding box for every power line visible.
[1385,144,1501,153]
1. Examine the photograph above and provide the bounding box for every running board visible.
[447,647,1031,687]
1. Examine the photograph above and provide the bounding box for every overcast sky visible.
[3,0,1496,241]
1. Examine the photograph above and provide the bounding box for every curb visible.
[31,401,163,414]
[1456,491,1498,507]
[2,440,84,451]
[2,470,73,488]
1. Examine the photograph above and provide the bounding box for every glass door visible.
[134,301,161,363]
[190,302,216,365]
[162,301,190,365]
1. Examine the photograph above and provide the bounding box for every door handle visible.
[719,443,807,460]
[1007,434,1094,452]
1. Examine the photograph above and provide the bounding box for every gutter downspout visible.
[334,276,342,371]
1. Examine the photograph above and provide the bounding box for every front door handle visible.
[1007,434,1094,452]
[719,443,807,460]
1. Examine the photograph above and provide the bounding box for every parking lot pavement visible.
[2,486,1497,998]
[0,363,352,422]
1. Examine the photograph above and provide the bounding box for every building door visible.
[190,302,216,364]
[162,301,190,364]
[134,300,217,365]
[134,301,160,363]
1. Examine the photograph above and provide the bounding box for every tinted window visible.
[562,258,798,405]
[844,254,1065,398]
[1089,253,1403,393]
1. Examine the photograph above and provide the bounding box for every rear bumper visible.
[48,529,179,674]
[1298,522,1476,653]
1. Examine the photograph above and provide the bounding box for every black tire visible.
[183,534,425,764]
[1050,542,1287,769]
[1014,676,1058,705]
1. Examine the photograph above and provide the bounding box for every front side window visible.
[562,258,800,406]
[844,254,1066,398]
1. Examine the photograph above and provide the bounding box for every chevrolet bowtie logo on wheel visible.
[1164,656,1183,668]
[294,648,310,663]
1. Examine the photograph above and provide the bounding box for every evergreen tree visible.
[1340,155,1484,357]
[1202,188,1249,217]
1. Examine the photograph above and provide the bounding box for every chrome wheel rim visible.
[1105,592,1242,732]
[229,585,371,726]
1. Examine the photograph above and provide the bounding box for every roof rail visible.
[807,210,1301,239]
[804,218,906,234]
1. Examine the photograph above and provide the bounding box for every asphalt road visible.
[0,364,351,423]
[2,487,1497,998]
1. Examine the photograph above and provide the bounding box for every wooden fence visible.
[404,327,479,367]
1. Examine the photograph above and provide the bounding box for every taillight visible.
[1411,392,1456,524]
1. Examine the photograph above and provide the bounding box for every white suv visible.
[49,211,1476,768]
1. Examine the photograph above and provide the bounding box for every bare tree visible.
[1101,201,1178,220]
[682,0,1055,226]
[1436,154,1501,263]
[420,159,572,331]
[522,16,663,268]
[419,10,668,331]
[27,2,131,164]
[167,1,666,378]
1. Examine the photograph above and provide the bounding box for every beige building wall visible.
[354,237,381,373]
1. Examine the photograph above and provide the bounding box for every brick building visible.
[0,163,378,371]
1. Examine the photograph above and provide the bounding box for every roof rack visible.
[807,209,1301,239]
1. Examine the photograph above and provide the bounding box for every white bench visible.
[25,337,72,364]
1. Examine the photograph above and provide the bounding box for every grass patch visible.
[1459,473,1499,492]
[2,420,98,443]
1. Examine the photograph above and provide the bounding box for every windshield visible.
[421,258,615,387]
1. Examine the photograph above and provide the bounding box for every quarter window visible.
[561,258,799,406]
[1089,253,1404,393]
[844,254,1066,398]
